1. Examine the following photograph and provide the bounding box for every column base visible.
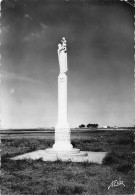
[54,121,72,151]
[53,141,73,151]
[45,120,88,158]
[45,148,80,154]
[45,147,87,158]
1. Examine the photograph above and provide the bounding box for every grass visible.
[1,130,134,195]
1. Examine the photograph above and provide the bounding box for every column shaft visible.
[58,73,67,123]
[53,73,73,151]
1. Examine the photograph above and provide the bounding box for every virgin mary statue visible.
[57,37,68,73]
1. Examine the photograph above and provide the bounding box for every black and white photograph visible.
[1,0,134,194]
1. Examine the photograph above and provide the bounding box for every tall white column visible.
[53,38,73,151]
[53,73,73,151]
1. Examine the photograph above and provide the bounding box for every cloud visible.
[23,22,49,42]
[2,25,10,34]
[40,22,48,31]
[24,14,33,20]
[10,88,15,94]
[2,71,43,84]
[24,32,41,41]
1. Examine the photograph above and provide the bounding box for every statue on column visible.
[57,37,68,73]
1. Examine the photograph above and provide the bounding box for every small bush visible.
[102,152,134,174]
[102,153,119,165]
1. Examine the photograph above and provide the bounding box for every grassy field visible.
[1,130,134,195]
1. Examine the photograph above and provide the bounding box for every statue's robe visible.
[58,49,68,73]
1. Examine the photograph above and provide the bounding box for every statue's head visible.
[62,37,66,45]
[58,43,61,48]
[61,38,67,50]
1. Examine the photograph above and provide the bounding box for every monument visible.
[53,37,72,151]
[45,37,87,157]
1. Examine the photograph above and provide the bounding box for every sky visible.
[1,0,134,129]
